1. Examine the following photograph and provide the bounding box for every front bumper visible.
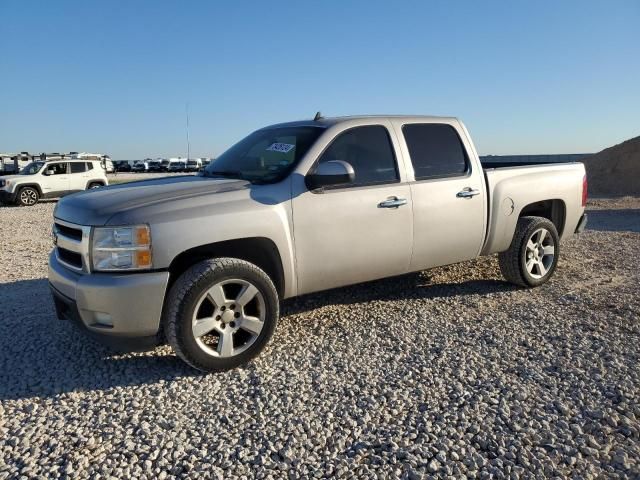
[0,190,16,204]
[48,251,170,350]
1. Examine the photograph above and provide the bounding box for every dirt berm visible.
[582,135,640,196]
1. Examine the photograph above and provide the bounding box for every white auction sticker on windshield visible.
[266,143,295,153]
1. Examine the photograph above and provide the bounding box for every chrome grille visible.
[53,219,92,273]
[54,222,83,241]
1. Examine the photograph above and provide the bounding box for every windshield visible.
[203,126,324,183]
[20,162,44,175]
[187,160,197,165]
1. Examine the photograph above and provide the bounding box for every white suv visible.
[0,159,108,206]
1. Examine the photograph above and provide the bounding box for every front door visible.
[40,162,70,197]
[292,124,413,295]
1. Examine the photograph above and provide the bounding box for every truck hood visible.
[54,175,250,225]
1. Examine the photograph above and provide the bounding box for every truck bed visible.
[480,153,589,169]
[481,159,567,168]
[481,161,586,256]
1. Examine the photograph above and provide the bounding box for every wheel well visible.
[86,180,105,188]
[519,199,566,236]
[17,184,42,196]
[167,237,285,296]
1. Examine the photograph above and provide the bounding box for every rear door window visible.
[402,124,469,179]
[70,162,87,173]
[318,125,398,186]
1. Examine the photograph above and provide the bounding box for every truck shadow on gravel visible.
[281,272,514,317]
[586,209,640,233]
[0,279,203,401]
[0,274,514,400]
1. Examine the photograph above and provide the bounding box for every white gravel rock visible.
[0,197,639,478]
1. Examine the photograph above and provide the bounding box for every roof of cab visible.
[261,115,458,130]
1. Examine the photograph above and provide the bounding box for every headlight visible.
[91,225,152,271]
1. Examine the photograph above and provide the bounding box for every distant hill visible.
[581,136,640,196]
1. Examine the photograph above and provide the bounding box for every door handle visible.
[456,188,480,199]
[378,197,408,209]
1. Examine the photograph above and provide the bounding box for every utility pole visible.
[186,102,191,160]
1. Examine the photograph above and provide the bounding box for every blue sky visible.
[1,1,638,159]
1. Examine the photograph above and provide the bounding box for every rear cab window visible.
[402,123,469,180]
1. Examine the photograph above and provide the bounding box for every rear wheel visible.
[499,216,559,287]
[17,187,39,206]
[164,258,279,372]
[88,182,103,189]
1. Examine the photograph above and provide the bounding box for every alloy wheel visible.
[525,228,555,279]
[191,279,265,358]
[20,189,37,205]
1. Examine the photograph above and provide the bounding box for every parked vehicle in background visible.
[167,158,187,171]
[48,114,587,372]
[132,161,149,172]
[147,160,163,172]
[159,159,170,171]
[185,158,202,172]
[1,159,108,206]
[168,161,186,172]
[113,161,132,172]
[66,152,114,174]
[201,158,212,168]
[102,157,115,174]
[0,153,31,175]
[42,152,66,161]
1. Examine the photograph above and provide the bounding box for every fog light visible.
[94,312,113,327]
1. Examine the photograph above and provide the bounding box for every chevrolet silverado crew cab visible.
[0,159,108,206]
[48,115,588,372]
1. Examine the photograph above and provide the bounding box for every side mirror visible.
[42,169,53,176]
[305,160,355,191]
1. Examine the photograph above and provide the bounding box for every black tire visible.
[164,258,279,372]
[17,186,39,206]
[498,216,560,288]
[88,182,103,189]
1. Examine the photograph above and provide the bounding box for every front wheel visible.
[164,258,279,372]
[499,216,560,288]
[17,187,39,206]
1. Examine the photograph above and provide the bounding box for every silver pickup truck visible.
[48,115,588,372]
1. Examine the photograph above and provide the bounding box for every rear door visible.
[68,162,89,191]
[292,122,413,294]
[391,120,486,270]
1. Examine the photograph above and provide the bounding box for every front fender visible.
[107,181,298,298]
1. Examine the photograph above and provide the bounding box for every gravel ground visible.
[0,197,638,479]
